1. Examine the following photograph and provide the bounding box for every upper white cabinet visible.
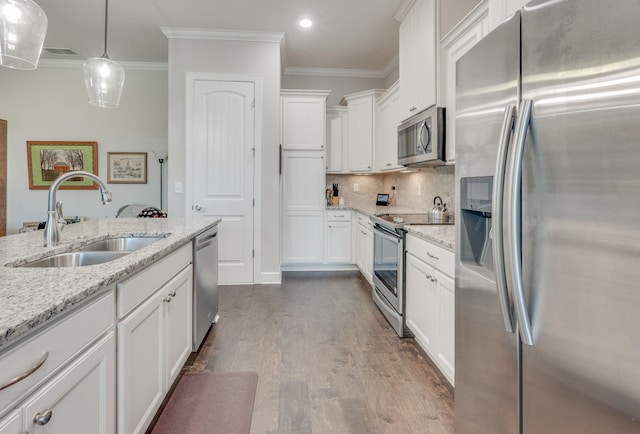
[281,90,331,150]
[398,0,438,122]
[326,107,347,173]
[489,0,529,30]
[344,89,384,173]
[440,1,489,164]
[375,81,402,171]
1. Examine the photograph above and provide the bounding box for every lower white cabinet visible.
[405,234,455,385]
[118,265,193,434]
[20,333,116,434]
[282,211,325,264]
[0,410,20,434]
[355,213,374,283]
[325,210,352,264]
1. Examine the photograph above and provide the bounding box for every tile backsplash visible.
[326,165,455,216]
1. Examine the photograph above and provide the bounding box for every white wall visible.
[441,0,482,37]
[281,74,387,107]
[166,38,281,283]
[0,64,168,234]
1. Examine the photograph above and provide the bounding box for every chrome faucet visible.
[44,171,112,247]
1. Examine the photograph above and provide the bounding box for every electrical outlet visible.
[353,183,359,192]
[417,184,422,196]
[174,181,183,194]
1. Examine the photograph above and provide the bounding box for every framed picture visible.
[26,141,98,190]
[107,152,147,184]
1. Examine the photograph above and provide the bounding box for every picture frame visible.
[107,152,147,184]
[26,141,98,190]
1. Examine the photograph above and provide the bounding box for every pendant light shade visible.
[0,0,48,70]
[83,0,124,108]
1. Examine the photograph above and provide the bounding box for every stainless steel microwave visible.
[397,106,446,167]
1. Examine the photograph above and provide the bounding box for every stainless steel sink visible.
[74,236,165,253]
[20,251,130,267]
[16,236,166,267]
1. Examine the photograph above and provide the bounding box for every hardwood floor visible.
[184,271,454,434]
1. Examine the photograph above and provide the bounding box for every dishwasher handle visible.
[195,230,218,251]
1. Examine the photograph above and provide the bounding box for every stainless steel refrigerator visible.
[455,1,640,433]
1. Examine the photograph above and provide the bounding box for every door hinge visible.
[252,249,255,258]
[252,99,255,109]
[253,199,255,207]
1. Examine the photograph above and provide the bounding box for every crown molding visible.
[161,27,284,44]
[37,59,168,71]
[283,66,387,79]
[393,0,416,22]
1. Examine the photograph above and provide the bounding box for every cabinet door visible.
[436,271,455,385]
[165,266,193,387]
[326,109,346,173]
[0,410,21,434]
[363,226,374,283]
[376,83,401,171]
[282,211,324,264]
[118,289,165,434]
[282,150,325,211]
[405,252,438,355]
[325,221,352,264]
[399,0,437,121]
[21,333,115,434]
[356,224,366,272]
[347,97,374,172]
[281,95,327,150]
[441,7,488,164]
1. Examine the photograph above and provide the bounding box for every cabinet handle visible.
[410,106,417,112]
[164,295,172,303]
[367,166,371,169]
[427,252,440,260]
[425,274,432,280]
[328,225,332,228]
[0,352,49,392]
[34,409,53,426]
[386,163,392,167]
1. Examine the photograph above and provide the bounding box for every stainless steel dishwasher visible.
[192,225,219,351]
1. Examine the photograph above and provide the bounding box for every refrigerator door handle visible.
[505,99,535,346]
[492,105,517,334]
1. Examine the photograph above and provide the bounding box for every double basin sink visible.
[18,236,165,268]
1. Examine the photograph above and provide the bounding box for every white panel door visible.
[347,96,374,172]
[0,410,21,434]
[191,80,255,284]
[281,150,324,211]
[281,96,326,150]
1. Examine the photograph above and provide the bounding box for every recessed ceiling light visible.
[299,18,312,28]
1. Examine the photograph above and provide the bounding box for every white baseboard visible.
[259,271,282,284]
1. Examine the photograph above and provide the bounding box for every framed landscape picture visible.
[26,141,98,190]
[107,152,147,184]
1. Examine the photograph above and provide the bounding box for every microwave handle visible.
[418,121,431,152]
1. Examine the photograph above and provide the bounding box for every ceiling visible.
[36,0,405,74]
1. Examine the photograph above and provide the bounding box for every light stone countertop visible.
[404,225,456,251]
[327,205,455,250]
[0,217,219,350]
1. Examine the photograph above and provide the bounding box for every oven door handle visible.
[373,225,402,242]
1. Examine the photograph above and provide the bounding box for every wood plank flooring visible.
[184,271,454,434]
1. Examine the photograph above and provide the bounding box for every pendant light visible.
[83,0,124,108]
[0,0,48,69]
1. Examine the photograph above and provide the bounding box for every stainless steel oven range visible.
[370,213,453,337]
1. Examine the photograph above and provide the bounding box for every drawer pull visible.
[164,295,172,303]
[333,214,345,218]
[34,409,53,426]
[427,252,440,260]
[170,290,177,297]
[0,351,49,392]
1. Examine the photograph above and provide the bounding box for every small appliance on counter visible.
[376,193,390,206]
[428,196,450,223]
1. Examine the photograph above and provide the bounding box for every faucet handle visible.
[55,201,66,230]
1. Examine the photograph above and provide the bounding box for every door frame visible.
[185,73,263,284]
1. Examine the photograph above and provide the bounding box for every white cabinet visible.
[116,246,193,434]
[281,90,331,150]
[405,234,455,385]
[398,0,438,121]
[281,150,325,264]
[355,213,374,284]
[344,89,384,172]
[0,410,20,434]
[20,333,115,434]
[489,0,528,30]
[376,81,402,171]
[326,107,347,173]
[440,1,489,164]
[0,292,114,431]
[325,210,352,264]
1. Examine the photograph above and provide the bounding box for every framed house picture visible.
[26,141,98,190]
[107,152,147,184]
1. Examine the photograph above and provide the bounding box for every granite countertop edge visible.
[0,217,219,351]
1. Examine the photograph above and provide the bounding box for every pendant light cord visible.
[102,0,109,58]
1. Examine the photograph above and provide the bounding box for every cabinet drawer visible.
[117,243,191,318]
[406,234,454,276]
[357,213,372,228]
[326,210,351,221]
[0,291,113,413]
